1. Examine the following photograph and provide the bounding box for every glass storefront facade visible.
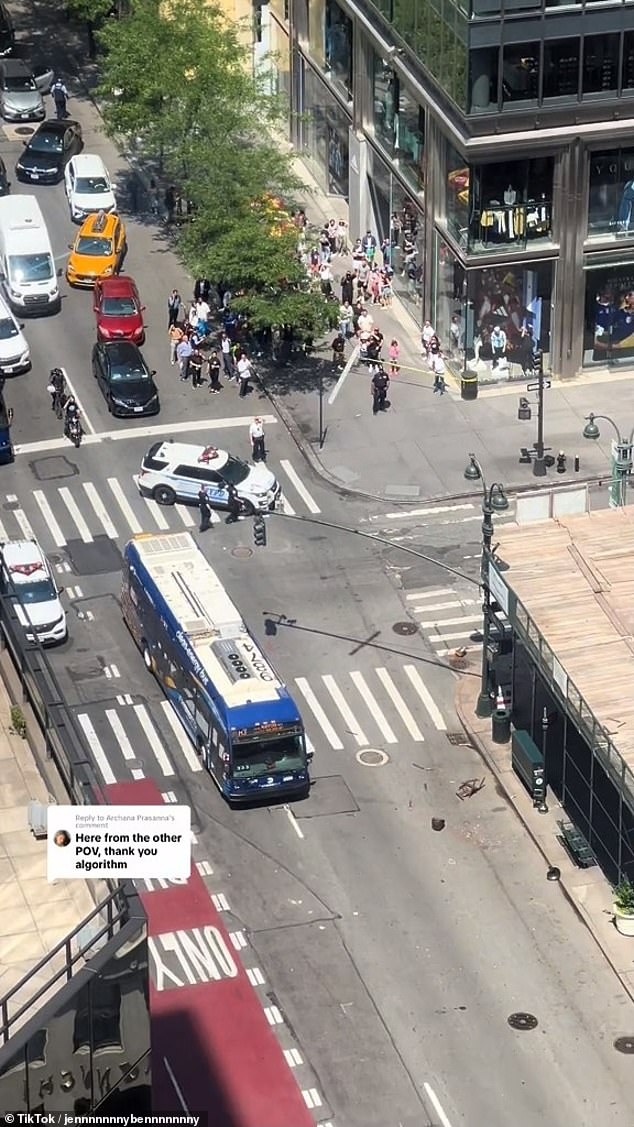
[367,147,425,320]
[583,263,634,365]
[444,148,554,254]
[588,147,634,238]
[325,0,353,100]
[433,237,553,375]
[302,64,350,197]
[369,49,425,191]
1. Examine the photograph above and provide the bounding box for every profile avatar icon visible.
[54,829,71,848]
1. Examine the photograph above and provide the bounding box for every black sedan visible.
[92,341,160,418]
[15,119,83,184]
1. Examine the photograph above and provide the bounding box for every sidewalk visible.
[455,673,634,1003]
[269,158,634,503]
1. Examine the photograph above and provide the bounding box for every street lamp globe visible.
[583,413,601,440]
[490,485,510,512]
[464,455,481,481]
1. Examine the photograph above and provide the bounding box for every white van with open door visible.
[0,194,59,314]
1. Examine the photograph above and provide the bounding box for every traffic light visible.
[533,349,543,374]
[253,514,267,547]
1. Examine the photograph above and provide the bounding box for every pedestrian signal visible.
[253,514,267,547]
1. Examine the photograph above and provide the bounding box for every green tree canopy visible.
[96,0,330,338]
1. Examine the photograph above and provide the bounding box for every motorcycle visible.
[66,415,83,448]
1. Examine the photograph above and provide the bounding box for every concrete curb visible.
[454,674,634,1006]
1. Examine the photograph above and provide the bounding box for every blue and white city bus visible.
[121,531,311,802]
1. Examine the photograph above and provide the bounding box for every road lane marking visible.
[162,1057,191,1115]
[32,491,66,547]
[284,804,305,839]
[59,487,93,542]
[59,365,97,435]
[174,503,195,527]
[414,599,478,613]
[279,492,296,516]
[423,1082,454,1127]
[76,713,116,784]
[295,677,343,750]
[350,671,397,744]
[406,588,454,600]
[6,495,34,539]
[134,703,175,775]
[383,503,475,520]
[83,482,118,538]
[159,700,203,773]
[279,460,321,513]
[322,674,368,746]
[108,477,143,534]
[404,665,447,731]
[0,512,7,540]
[430,629,482,643]
[101,414,278,442]
[328,341,359,405]
[418,614,482,628]
[142,496,170,530]
[375,668,424,741]
[435,645,481,656]
[105,709,136,761]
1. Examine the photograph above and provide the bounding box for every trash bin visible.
[461,373,478,400]
[491,707,511,744]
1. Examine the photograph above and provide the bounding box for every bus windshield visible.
[231,734,305,780]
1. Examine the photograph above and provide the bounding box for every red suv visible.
[93,275,145,344]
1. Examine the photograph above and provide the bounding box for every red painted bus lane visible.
[105,779,315,1127]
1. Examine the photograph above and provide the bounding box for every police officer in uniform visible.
[226,483,241,524]
[198,487,212,532]
[371,366,390,414]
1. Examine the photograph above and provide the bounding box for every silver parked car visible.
[0,59,45,122]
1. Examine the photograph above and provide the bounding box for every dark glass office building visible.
[264,0,634,377]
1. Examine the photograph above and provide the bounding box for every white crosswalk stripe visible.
[74,663,447,784]
[0,460,320,553]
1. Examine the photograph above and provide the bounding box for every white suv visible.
[65,153,116,223]
[1,539,67,645]
[0,293,29,374]
[137,440,281,512]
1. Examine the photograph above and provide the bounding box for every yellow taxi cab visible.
[66,210,126,289]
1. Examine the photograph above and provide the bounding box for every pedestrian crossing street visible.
[404,584,484,658]
[0,457,320,551]
[76,661,448,786]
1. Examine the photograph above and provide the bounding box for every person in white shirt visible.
[357,310,374,334]
[421,320,435,355]
[237,354,252,398]
[195,298,210,327]
[490,326,507,368]
[249,417,265,462]
[220,332,233,379]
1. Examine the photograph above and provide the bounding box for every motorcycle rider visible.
[48,368,65,413]
[371,366,390,415]
[64,396,81,438]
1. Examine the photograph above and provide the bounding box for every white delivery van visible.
[0,195,59,314]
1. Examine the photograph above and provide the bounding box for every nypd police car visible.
[0,539,67,645]
[137,440,281,512]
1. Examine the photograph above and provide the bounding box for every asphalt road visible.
[1,60,633,1127]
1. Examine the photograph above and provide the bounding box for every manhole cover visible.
[508,1012,538,1031]
[14,126,34,136]
[356,748,389,767]
[393,621,417,635]
[231,546,253,559]
[614,1036,634,1054]
[446,732,470,746]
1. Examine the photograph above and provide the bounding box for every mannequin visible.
[503,184,517,206]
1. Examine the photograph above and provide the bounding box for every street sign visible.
[526,380,551,392]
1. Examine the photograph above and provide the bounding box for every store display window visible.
[588,147,634,239]
[371,51,397,155]
[325,0,353,100]
[303,65,350,198]
[444,151,553,254]
[433,235,468,371]
[584,265,634,365]
[367,147,424,321]
[370,51,424,191]
[466,261,553,379]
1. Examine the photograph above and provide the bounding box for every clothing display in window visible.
[617,180,634,232]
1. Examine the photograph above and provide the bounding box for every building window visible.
[371,51,397,155]
[366,147,424,322]
[433,235,467,371]
[543,39,580,100]
[502,43,540,106]
[468,261,553,380]
[74,980,123,1055]
[303,65,350,198]
[446,146,470,247]
[588,147,634,238]
[582,35,619,96]
[308,0,326,69]
[584,265,634,365]
[395,88,424,191]
[470,47,499,113]
[622,31,634,90]
[469,158,553,254]
[325,0,352,100]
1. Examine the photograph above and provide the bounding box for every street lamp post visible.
[582,412,634,507]
[464,454,509,717]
